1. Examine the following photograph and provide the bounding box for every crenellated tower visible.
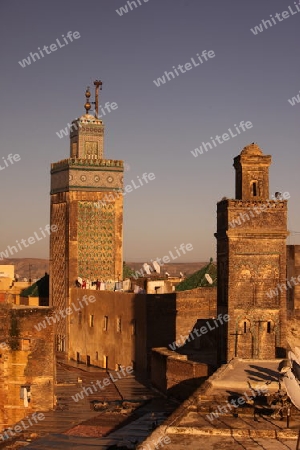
[215,143,288,363]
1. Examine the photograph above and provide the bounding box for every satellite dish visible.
[275,192,282,200]
[179,272,184,278]
[294,347,300,362]
[282,350,300,410]
[153,261,161,274]
[143,263,151,275]
[165,272,170,277]
[205,273,213,284]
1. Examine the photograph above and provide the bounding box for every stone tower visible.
[50,83,124,354]
[216,143,288,363]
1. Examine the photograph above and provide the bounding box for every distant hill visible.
[0,258,49,280]
[0,259,211,280]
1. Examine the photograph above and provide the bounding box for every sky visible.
[0,0,299,264]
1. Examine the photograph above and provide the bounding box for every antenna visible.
[153,261,161,274]
[93,80,103,118]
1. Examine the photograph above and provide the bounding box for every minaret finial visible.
[84,86,91,114]
[93,80,103,118]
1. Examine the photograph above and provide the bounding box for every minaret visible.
[49,82,124,354]
[233,143,271,201]
[215,143,288,363]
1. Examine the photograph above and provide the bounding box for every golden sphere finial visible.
[84,86,91,114]
[84,102,91,112]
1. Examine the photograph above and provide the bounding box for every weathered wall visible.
[0,305,55,430]
[69,289,147,373]
[287,245,300,311]
[175,288,217,339]
[151,348,210,400]
[217,199,288,362]
[146,289,217,367]
[68,287,217,375]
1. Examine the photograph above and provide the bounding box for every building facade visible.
[216,143,288,362]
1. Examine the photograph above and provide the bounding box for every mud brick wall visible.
[0,305,55,430]
[151,348,210,400]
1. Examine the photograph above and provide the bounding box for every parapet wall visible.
[0,305,55,429]
[151,348,211,400]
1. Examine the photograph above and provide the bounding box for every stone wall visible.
[68,287,217,375]
[287,245,300,312]
[151,348,210,400]
[175,288,217,338]
[69,289,148,373]
[0,305,55,430]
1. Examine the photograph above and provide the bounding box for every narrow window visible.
[89,314,94,328]
[103,316,108,331]
[117,317,121,333]
[103,355,108,368]
[20,386,31,407]
[252,182,257,197]
[244,321,247,333]
[267,321,271,334]
[95,352,98,361]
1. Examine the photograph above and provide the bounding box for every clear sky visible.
[0,0,299,263]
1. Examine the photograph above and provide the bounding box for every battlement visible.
[51,158,124,173]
